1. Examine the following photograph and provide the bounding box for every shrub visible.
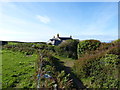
[55,39,79,59]
[73,53,120,88]
[3,43,36,55]
[77,40,101,58]
[36,50,73,88]
[107,45,120,56]
[47,45,55,52]
[73,51,106,78]
[112,39,120,44]
[73,40,120,88]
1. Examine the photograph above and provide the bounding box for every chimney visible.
[57,34,59,38]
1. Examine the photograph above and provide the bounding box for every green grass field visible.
[2,50,37,88]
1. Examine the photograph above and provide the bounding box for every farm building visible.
[48,34,72,45]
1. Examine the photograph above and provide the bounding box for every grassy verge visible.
[2,50,37,88]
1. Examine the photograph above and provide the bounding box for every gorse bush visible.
[77,40,101,58]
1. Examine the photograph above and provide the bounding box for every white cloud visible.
[36,15,50,24]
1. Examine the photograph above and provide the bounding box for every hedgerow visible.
[73,40,120,88]
[77,40,101,58]
[36,50,73,88]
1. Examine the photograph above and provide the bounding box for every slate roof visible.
[59,37,72,40]
[48,35,72,45]
[50,37,72,41]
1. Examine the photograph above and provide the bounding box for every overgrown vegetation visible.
[55,39,79,59]
[2,39,120,88]
[77,40,101,58]
[35,50,73,88]
[73,39,120,88]
[2,41,73,88]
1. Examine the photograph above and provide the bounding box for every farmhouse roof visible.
[59,37,72,40]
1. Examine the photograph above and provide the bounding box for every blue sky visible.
[0,2,118,42]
